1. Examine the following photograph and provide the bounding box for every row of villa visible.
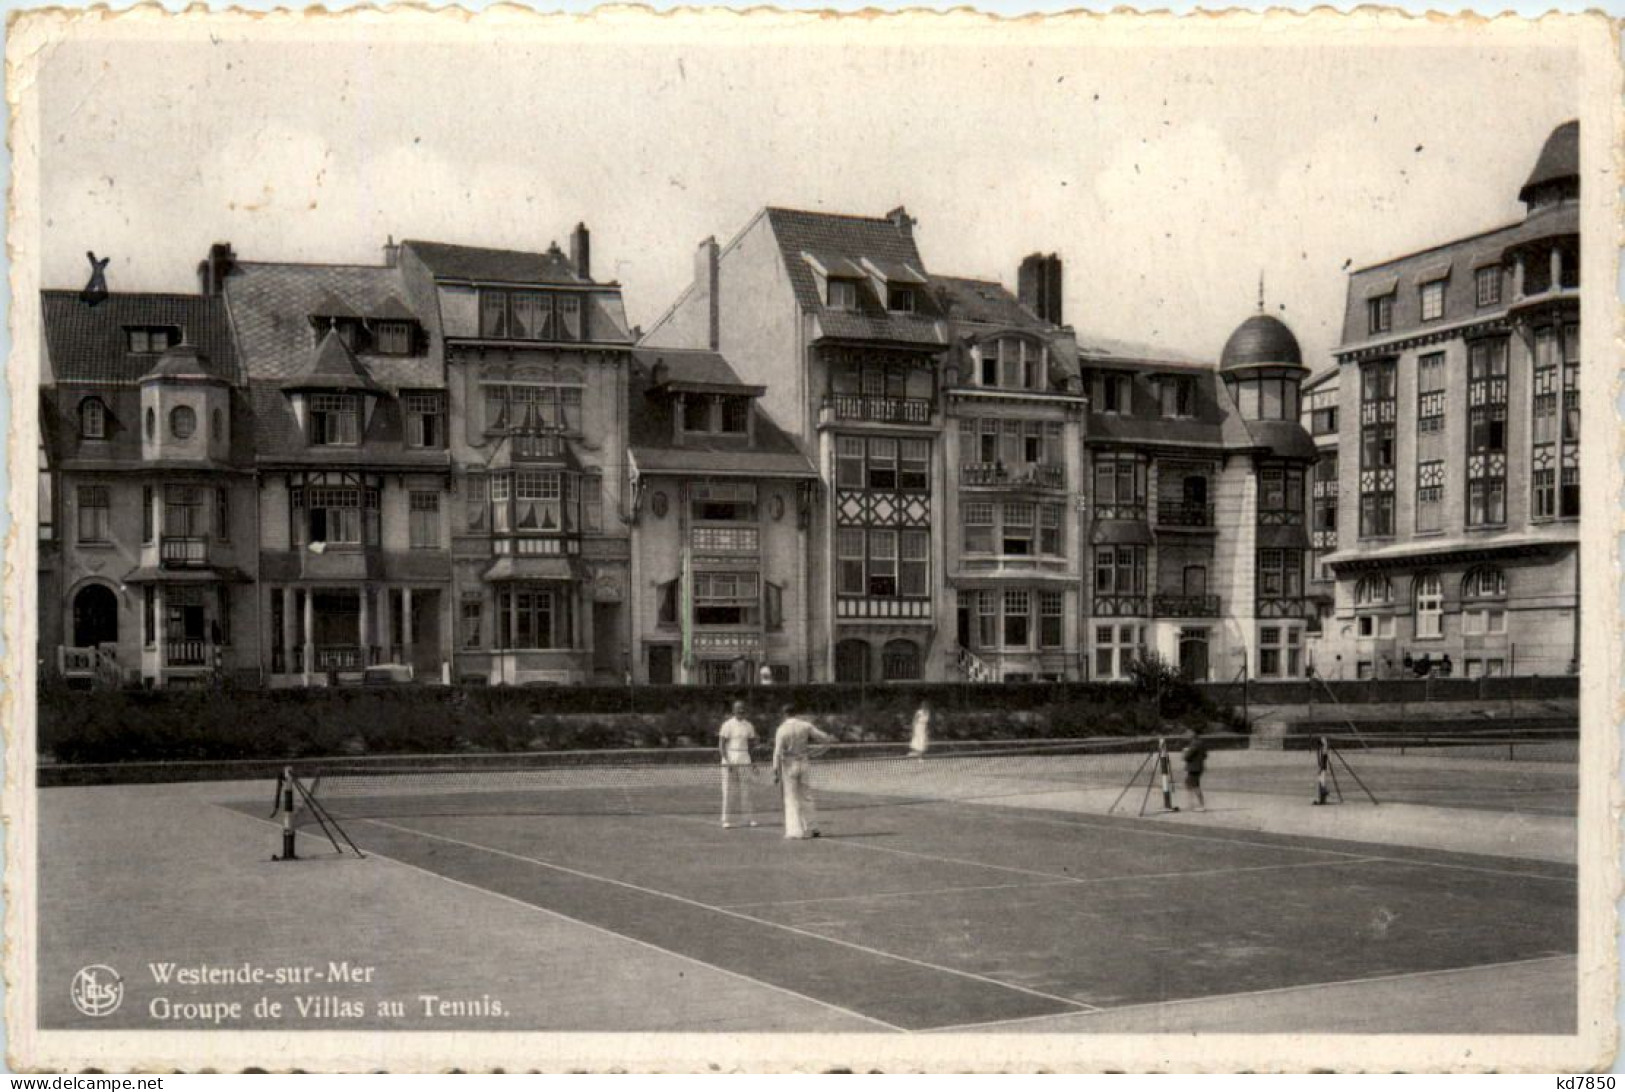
[37,122,1580,687]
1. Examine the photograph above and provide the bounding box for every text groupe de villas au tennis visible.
[142,962,506,1022]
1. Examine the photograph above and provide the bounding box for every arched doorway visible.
[72,584,119,647]
[835,638,871,684]
[881,639,921,681]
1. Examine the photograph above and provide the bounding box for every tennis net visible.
[290,735,1199,824]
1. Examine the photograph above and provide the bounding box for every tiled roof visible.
[627,351,814,479]
[284,330,386,392]
[633,348,764,394]
[931,275,1045,329]
[1335,208,1579,350]
[41,291,239,386]
[248,381,449,467]
[401,240,586,286]
[224,262,442,389]
[763,207,947,348]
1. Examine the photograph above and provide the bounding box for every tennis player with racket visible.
[772,704,835,840]
[717,700,759,829]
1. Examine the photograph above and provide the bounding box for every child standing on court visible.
[1181,726,1208,812]
[717,700,759,829]
[772,704,835,840]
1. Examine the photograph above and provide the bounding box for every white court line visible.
[902,798,1578,884]
[925,953,1577,1034]
[223,807,900,1033]
[361,816,1099,1016]
[721,877,1079,910]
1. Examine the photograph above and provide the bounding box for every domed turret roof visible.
[1519,120,1579,204]
[1220,313,1303,371]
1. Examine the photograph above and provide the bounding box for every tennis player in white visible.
[772,704,835,840]
[718,700,758,829]
[909,699,933,758]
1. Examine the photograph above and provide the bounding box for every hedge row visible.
[38,672,1228,765]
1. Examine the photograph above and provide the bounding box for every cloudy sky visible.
[31,19,1579,371]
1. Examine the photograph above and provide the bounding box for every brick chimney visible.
[382,235,400,267]
[197,242,237,298]
[695,236,720,351]
[1018,252,1063,327]
[885,206,916,238]
[570,223,591,280]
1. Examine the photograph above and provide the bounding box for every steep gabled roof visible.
[627,349,816,479]
[763,207,946,347]
[401,240,586,286]
[284,330,385,392]
[224,261,441,389]
[41,291,239,386]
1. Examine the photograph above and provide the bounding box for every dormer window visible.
[79,398,107,440]
[679,395,751,437]
[887,286,916,313]
[308,393,360,446]
[1419,278,1447,323]
[828,280,859,311]
[1158,375,1197,419]
[374,321,414,355]
[479,289,584,342]
[128,326,179,353]
[1095,372,1131,415]
[981,339,1046,391]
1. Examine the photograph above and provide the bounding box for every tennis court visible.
[213,736,1577,1032]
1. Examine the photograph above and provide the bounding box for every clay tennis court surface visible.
[37,747,1577,1034]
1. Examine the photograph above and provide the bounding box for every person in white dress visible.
[772,705,835,840]
[909,699,932,758]
[717,700,759,829]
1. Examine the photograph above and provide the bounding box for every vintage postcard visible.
[4,7,1619,1073]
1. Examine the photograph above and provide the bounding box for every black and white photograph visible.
[4,9,1618,1073]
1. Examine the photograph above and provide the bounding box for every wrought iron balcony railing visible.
[1152,593,1221,618]
[1155,501,1215,528]
[823,395,932,424]
[160,536,209,567]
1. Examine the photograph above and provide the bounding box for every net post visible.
[1312,737,1334,805]
[1157,737,1177,812]
[273,767,298,861]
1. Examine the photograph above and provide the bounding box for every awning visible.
[122,565,252,584]
[1362,275,1400,299]
[1415,260,1452,284]
[482,555,583,583]
[1090,520,1154,546]
[1470,250,1506,270]
[1255,523,1311,551]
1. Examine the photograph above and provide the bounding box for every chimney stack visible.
[695,236,720,351]
[1018,252,1063,327]
[885,206,916,238]
[197,242,237,298]
[571,222,591,280]
[383,235,400,268]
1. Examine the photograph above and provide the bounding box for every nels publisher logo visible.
[71,964,124,1017]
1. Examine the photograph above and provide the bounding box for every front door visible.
[648,645,675,685]
[411,590,441,680]
[72,584,119,647]
[1178,628,1210,681]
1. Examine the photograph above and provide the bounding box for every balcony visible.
[835,595,932,621]
[960,463,1066,490]
[1155,501,1215,529]
[160,536,210,568]
[165,639,208,667]
[1153,594,1221,618]
[1093,503,1147,522]
[823,395,932,425]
